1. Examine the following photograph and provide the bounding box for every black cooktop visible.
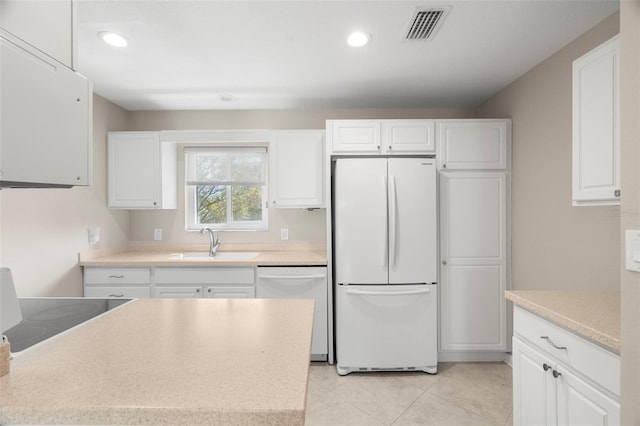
[3,298,131,353]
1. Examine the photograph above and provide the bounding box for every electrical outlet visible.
[154,228,163,241]
[88,227,100,245]
[280,228,289,241]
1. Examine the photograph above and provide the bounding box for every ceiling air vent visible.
[404,7,450,41]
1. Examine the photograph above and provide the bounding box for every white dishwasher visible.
[256,266,328,361]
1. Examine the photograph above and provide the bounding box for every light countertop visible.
[79,243,327,267]
[505,290,620,353]
[0,298,315,425]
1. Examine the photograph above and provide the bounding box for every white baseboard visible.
[438,351,511,363]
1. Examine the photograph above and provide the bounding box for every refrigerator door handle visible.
[389,174,398,268]
[346,287,431,296]
[382,174,388,268]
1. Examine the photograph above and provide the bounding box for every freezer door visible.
[388,158,437,284]
[334,158,388,285]
[336,284,438,374]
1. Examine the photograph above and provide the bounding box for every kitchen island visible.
[0,298,315,425]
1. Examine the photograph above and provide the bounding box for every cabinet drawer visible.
[514,306,620,396]
[155,267,255,284]
[206,286,255,298]
[154,286,203,298]
[84,268,151,284]
[84,286,150,298]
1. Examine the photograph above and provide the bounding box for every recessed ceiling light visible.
[347,31,371,47]
[98,31,128,48]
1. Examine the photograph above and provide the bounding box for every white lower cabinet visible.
[513,306,620,426]
[84,268,152,299]
[154,267,255,299]
[84,267,255,299]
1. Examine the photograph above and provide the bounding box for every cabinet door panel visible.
[330,120,381,153]
[1,32,91,187]
[513,338,556,426]
[572,36,619,206]
[441,173,506,261]
[384,120,435,153]
[440,171,507,352]
[441,265,506,350]
[270,130,324,207]
[558,367,620,426]
[108,132,161,208]
[437,120,508,169]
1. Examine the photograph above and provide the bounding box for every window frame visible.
[184,146,268,232]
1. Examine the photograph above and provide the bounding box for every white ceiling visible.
[76,0,619,111]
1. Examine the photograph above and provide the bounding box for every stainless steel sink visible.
[169,252,260,260]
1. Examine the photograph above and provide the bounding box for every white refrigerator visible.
[333,157,438,375]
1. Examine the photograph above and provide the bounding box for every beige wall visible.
[126,108,473,245]
[619,2,640,423]
[0,95,130,296]
[475,13,620,291]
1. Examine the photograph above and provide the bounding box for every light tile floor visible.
[305,362,513,426]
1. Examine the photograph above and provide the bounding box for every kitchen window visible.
[185,147,268,231]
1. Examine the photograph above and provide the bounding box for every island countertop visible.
[505,290,620,353]
[0,298,315,425]
[79,243,327,267]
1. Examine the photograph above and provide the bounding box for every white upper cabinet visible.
[0,0,75,69]
[108,132,177,209]
[0,30,91,188]
[572,36,620,206]
[329,119,435,154]
[270,130,325,208]
[437,120,509,170]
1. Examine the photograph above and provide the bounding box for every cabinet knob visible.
[442,164,447,169]
[388,146,392,150]
[543,363,551,372]
[196,288,200,293]
[552,370,562,379]
[376,145,381,150]
[208,288,212,293]
[153,201,157,206]
[615,189,621,197]
[442,260,447,265]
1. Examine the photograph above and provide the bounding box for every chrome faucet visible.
[200,227,220,257]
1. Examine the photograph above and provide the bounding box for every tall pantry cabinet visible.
[437,120,510,360]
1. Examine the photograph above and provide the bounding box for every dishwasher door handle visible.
[258,274,326,280]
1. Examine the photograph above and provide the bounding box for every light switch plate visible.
[88,227,100,245]
[280,228,289,241]
[154,228,162,241]
[625,230,640,272]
